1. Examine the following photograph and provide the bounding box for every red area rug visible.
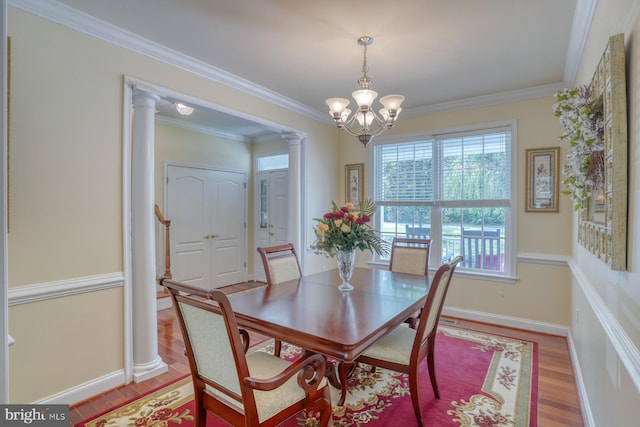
[76,325,537,426]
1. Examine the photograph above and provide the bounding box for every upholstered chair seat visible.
[206,351,328,423]
[357,256,463,427]
[360,324,416,365]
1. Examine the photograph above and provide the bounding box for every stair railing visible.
[154,204,172,283]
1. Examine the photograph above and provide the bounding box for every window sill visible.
[367,261,518,284]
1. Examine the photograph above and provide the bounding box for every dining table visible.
[227,267,430,405]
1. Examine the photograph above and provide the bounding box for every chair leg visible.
[318,388,334,426]
[427,350,440,399]
[408,364,424,427]
[274,339,282,357]
[193,390,207,427]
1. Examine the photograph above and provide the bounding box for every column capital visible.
[132,88,160,109]
[281,131,306,145]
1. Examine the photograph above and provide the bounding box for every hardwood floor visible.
[69,281,584,426]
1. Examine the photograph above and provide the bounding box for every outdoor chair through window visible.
[461,228,503,270]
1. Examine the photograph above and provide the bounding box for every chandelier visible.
[326,36,404,147]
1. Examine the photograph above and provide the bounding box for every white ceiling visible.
[40,0,584,140]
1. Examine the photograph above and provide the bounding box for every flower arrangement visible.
[310,199,389,257]
[553,85,605,211]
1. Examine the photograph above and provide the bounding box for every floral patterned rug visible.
[76,326,537,427]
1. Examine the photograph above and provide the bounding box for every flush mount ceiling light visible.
[326,36,404,147]
[175,102,194,116]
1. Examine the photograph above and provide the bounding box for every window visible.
[256,153,289,171]
[373,125,514,276]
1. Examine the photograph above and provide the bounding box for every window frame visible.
[368,121,517,280]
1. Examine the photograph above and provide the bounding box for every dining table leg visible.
[325,359,357,406]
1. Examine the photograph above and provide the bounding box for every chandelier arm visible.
[340,111,389,138]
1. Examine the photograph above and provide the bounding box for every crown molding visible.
[12,0,592,122]
[154,116,247,142]
[402,83,565,118]
[563,0,598,87]
[11,0,327,124]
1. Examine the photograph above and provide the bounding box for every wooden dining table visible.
[227,267,430,405]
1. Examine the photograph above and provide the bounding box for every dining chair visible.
[357,255,463,427]
[389,237,431,328]
[257,243,302,285]
[389,237,431,276]
[160,278,333,427]
[257,243,302,356]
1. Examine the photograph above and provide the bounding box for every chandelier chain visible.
[358,39,370,89]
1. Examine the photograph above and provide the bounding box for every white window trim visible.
[367,120,518,280]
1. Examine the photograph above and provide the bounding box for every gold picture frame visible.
[345,163,364,208]
[525,147,559,212]
[578,33,628,270]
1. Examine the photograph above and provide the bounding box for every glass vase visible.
[336,249,356,291]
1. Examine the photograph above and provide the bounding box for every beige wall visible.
[154,123,252,208]
[7,7,337,403]
[9,3,639,422]
[8,288,124,403]
[567,0,640,425]
[340,96,573,326]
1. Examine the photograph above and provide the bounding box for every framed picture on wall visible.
[345,163,364,208]
[525,147,559,212]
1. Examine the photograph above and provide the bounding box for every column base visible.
[132,356,168,383]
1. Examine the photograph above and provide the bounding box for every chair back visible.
[161,279,256,411]
[389,237,431,276]
[258,243,302,285]
[413,256,463,353]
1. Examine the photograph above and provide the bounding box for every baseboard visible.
[566,331,596,427]
[34,370,125,405]
[441,306,568,336]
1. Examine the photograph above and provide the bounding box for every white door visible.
[254,170,288,282]
[167,165,247,290]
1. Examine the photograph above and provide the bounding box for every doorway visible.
[166,164,247,290]
[254,170,289,282]
[124,76,306,383]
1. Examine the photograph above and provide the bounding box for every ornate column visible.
[131,88,167,382]
[282,132,305,259]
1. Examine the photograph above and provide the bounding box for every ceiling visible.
[47,0,582,141]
